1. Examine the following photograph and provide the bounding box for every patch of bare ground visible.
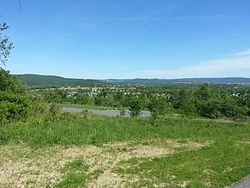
[0,140,212,187]
[236,140,250,145]
[0,145,100,187]
[86,140,212,187]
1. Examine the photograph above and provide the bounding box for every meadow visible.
[0,113,250,187]
[1,5,250,187]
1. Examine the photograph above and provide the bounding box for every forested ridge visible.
[16,74,250,88]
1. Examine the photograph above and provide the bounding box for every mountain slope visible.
[16,74,250,88]
[16,74,106,88]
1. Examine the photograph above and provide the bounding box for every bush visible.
[148,97,169,121]
[49,102,61,116]
[129,98,144,117]
[59,112,78,121]
[196,99,222,119]
[0,69,26,94]
[30,96,46,115]
[220,101,247,119]
[181,102,197,117]
[0,92,31,121]
[120,109,126,116]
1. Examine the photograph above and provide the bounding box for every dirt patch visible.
[237,140,250,145]
[0,145,102,187]
[86,140,212,187]
[203,169,216,176]
[0,140,212,187]
[131,145,172,158]
[89,171,125,188]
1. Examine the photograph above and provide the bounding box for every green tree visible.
[148,96,168,120]
[195,83,211,101]
[196,98,222,119]
[49,102,61,116]
[0,20,30,122]
[181,101,197,117]
[174,89,193,109]
[129,98,144,117]
[0,69,26,93]
[74,93,92,105]
[0,92,31,121]
[220,94,247,119]
[0,22,13,66]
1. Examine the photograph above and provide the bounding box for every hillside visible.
[107,77,250,85]
[16,74,106,88]
[16,74,250,88]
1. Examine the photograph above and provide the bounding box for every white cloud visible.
[135,49,250,79]
[236,49,250,56]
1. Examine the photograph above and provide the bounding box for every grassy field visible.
[0,113,250,187]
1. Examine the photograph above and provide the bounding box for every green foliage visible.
[148,96,169,122]
[59,112,78,121]
[195,83,211,100]
[120,109,126,116]
[16,74,105,88]
[0,92,31,121]
[174,88,193,109]
[33,83,250,120]
[0,22,31,122]
[129,98,144,117]
[0,69,26,94]
[181,101,197,117]
[196,98,222,119]
[220,96,247,119]
[0,22,13,66]
[49,102,61,117]
[30,96,46,115]
[74,93,93,105]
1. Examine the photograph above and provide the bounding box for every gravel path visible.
[231,176,250,188]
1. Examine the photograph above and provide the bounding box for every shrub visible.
[0,92,31,121]
[120,109,126,116]
[148,97,169,121]
[49,102,61,116]
[220,101,247,119]
[181,102,197,117]
[196,99,222,119]
[129,98,144,117]
[30,96,46,115]
[0,69,26,94]
[80,109,88,119]
[59,112,78,121]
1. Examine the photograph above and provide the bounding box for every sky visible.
[0,0,250,79]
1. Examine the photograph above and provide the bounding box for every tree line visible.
[34,83,250,120]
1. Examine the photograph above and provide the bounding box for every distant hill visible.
[16,74,106,88]
[106,78,250,85]
[16,74,250,88]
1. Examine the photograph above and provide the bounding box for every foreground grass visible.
[0,114,250,187]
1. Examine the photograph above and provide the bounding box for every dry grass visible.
[0,139,211,187]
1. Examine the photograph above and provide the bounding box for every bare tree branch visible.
[17,0,22,10]
[0,22,14,66]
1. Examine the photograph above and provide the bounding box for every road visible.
[231,176,250,188]
[62,107,151,117]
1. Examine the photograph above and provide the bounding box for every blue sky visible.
[0,0,250,79]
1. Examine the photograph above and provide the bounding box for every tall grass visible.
[0,113,250,187]
[0,113,249,147]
